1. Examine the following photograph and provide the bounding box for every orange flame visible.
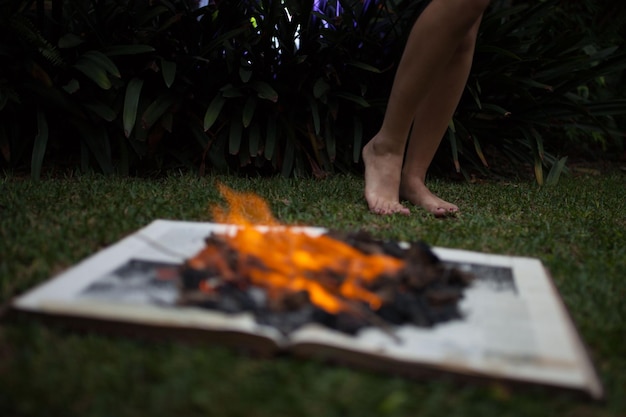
[191,183,405,314]
[212,183,280,226]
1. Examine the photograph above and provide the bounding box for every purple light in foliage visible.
[313,0,329,28]
[313,0,343,28]
[191,0,210,9]
[313,0,327,14]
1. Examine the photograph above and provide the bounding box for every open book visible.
[8,220,604,400]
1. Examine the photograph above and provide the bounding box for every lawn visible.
[1,170,625,417]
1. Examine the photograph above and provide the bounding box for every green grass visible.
[1,171,625,417]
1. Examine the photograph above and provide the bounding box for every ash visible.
[178,231,475,336]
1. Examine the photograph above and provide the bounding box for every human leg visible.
[363,0,490,215]
[400,19,482,217]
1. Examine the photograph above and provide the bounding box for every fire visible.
[188,183,405,314]
[211,183,280,227]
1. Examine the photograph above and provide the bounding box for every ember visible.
[179,184,473,336]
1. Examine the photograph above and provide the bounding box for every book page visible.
[289,249,601,397]
[12,220,284,341]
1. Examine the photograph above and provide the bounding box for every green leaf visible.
[265,116,277,160]
[472,135,489,167]
[242,96,256,128]
[313,78,330,98]
[346,60,382,73]
[74,59,111,89]
[587,46,619,61]
[509,77,554,92]
[249,122,261,156]
[482,103,512,117]
[83,51,121,78]
[333,92,369,108]
[448,119,457,133]
[309,97,320,135]
[528,128,545,161]
[142,94,177,130]
[123,78,144,138]
[73,122,114,174]
[466,83,482,110]
[447,128,460,173]
[58,33,84,48]
[220,84,243,98]
[281,136,295,178]
[545,156,568,186]
[239,66,253,83]
[161,59,177,88]
[534,155,544,186]
[157,12,184,33]
[584,100,626,116]
[84,101,116,122]
[204,95,225,131]
[137,5,171,26]
[251,81,278,102]
[229,115,243,155]
[204,27,248,53]
[103,45,155,56]
[208,131,229,172]
[62,79,80,94]
[31,110,48,180]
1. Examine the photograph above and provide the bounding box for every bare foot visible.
[362,137,410,215]
[400,176,459,218]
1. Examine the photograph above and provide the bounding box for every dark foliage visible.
[1,0,624,180]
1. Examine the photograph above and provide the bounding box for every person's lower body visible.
[363,0,490,216]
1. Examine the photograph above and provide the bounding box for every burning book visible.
[7,185,604,400]
[178,184,474,338]
[180,229,473,338]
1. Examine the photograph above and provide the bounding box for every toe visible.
[369,200,409,216]
[432,207,447,218]
[396,204,411,216]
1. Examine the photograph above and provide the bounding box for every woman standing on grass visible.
[363,0,491,216]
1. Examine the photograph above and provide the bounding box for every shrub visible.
[1,0,625,181]
[1,0,412,177]
[445,1,626,183]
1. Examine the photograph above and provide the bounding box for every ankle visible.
[401,171,428,188]
[366,133,405,157]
